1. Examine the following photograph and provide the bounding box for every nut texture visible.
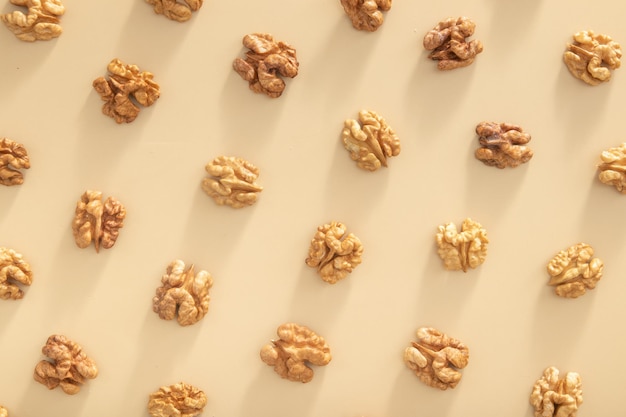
[1,0,64,42]
[71,190,126,252]
[598,142,626,193]
[260,323,332,383]
[530,366,583,417]
[475,122,533,168]
[342,110,401,171]
[0,247,33,300]
[564,30,622,85]
[305,221,363,284]
[148,382,207,417]
[153,260,213,326]
[423,17,483,70]
[403,327,469,390]
[146,0,202,22]
[233,33,299,98]
[201,156,263,208]
[435,218,488,272]
[0,138,30,186]
[339,0,391,32]
[92,58,161,123]
[33,335,98,395]
[547,243,603,299]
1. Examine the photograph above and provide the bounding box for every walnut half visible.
[1,0,65,42]
[0,137,30,186]
[475,122,533,168]
[342,110,401,171]
[547,243,603,298]
[423,17,483,70]
[71,190,126,252]
[148,382,207,417]
[145,0,202,22]
[339,0,392,32]
[435,218,488,272]
[597,142,626,193]
[564,30,622,86]
[201,156,263,208]
[530,366,583,417]
[0,247,33,300]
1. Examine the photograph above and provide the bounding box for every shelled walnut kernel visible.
[598,142,626,193]
[33,335,98,395]
[475,122,533,168]
[403,327,469,390]
[148,382,207,417]
[0,247,32,300]
[423,16,483,70]
[153,260,213,326]
[0,138,30,186]
[530,367,582,417]
[0,406,6,417]
[564,30,622,85]
[339,0,391,32]
[260,323,332,383]
[71,190,126,252]
[1,0,64,41]
[435,218,488,272]
[547,243,603,298]
[201,156,263,208]
[145,0,202,22]
[342,110,401,171]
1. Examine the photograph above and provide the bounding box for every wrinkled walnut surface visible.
[202,156,263,208]
[598,142,626,193]
[148,382,207,417]
[547,243,603,299]
[305,221,363,284]
[146,0,202,22]
[530,366,583,417]
[153,260,213,326]
[564,30,622,85]
[342,110,401,171]
[339,0,391,32]
[0,247,33,300]
[475,122,533,168]
[233,33,299,98]
[403,327,469,390]
[260,323,332,383]
[1,0,64,41]
[0,137,30,186]
[33,335,98,395]
[72,190,126,252]
[423,16,483,70]
[93,58,160,123]
[436,218,488,272]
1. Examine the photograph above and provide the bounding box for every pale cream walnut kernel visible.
[0,405,7,417]
[342,110,401,171]
[153,260,213,326]
[423,17,483,70]
[435,218,488,272]
[233,33,299,98]
[564,30,622,85]
[0,138,30,186]
[0,247,33,300]
[71,190,126,252]
[1,0,64,42]
[403,327,469,390]
[530,366,583,417]
[339,0,391,32]
[93,58,160,123]
[475,122,533,168]
[148,382,207,417]
[547,243,603,299]
[201,156,263,208]
[146,0,202,22]
[598,142,626,193]
[305,221,363,284]
[260,323,332,383]
[33,335,98,395]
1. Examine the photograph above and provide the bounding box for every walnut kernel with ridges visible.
[598,142,626,193]
[202,156,263,208]
[423,16,483,70]
[339,0,391,32]
[547,243,603,298]
[475,122,533,168]
[0,137,30,186]
[148,382,207,417]
[1,0,64,42]
[435,218,488,272]
[0,247,33,300]
[342,110,401,171]
[72,190,126,252]
[564,30,622,85]
[530,366,582,417]
[145,0,202,22]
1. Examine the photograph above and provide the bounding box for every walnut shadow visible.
[0,186,22,222]
[386,366,456,417]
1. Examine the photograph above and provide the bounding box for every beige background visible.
[1,0,626,416]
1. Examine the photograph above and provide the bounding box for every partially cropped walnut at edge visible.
[339,0,391,32]
[564,30,622,86]
[530,366,583,417]
[547,243,603,299]
[435,218,488,272]
[145,0,202,22]
[403,327,469,390]
[597,142,626,193]
[148,382,207,417]
[71,190,126,252]
[260,323,332,383]
[342,110,401,171]
[0,405,7,417]
[0,247,32,300]
[0,138,30,186]
[423,16,483,70]
[475,122,533,168]
[201,156,263,208]
[1,0,65,42]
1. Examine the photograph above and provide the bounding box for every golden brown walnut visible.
[1,0,64,42]
[148,382,207,417]
[71,190,126,252]
[339,0,391,32]
[530,366,583,417]
[0,138,30,186]
[342,110,401,171]
[305,221,363,284]
[423,16,483,70]
[403,327,469,390]
[232,33,299,98]
[92,58,160,123]
[33,335,98,395]
[564,30,622,86]
[0,247,33,300]
[475,122,533,168]
[0,406,7,417]
[597,142,626,193]
[201,156,263,208]
[260,323,332,383]
[153,260,213,326]
[145,0,202,22]
[435,218,488,272]
[547,243,603,299]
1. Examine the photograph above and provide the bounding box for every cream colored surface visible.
[1,1,625,416]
